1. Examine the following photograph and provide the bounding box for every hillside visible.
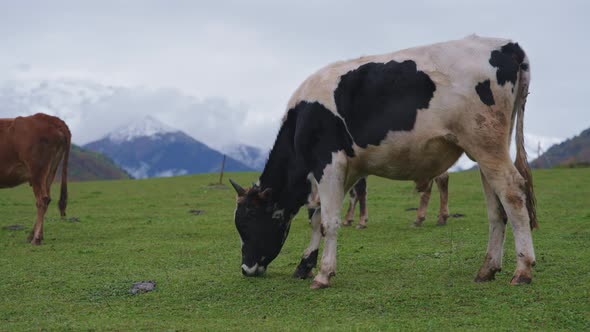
[531,128,590,168]
[62,145,132,181]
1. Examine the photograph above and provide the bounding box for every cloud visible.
[0,78,279,149]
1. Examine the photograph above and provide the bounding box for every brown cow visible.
[0,113,71,245]
[343,172,450,229]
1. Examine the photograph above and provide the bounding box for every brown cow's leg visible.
[414,180,433,226]
[29,181,50,245]
[342,189,357,227]
[355,178,368,229]
[435,172,450,226]
[479,161,536,285]
[475,170,507,282]
[46,151,63,217]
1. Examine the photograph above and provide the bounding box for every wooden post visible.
[219,155,226,184]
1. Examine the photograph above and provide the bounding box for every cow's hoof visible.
[310,280,330,289]
[342,221,353,227]
[474,273,495,282]
[355,224,367,229]
[437,214,449,226]
[293,269,314,279]
[475,268,500,282]
[413,221,423,227]
[30,238,42,245]
[510,274,532,285]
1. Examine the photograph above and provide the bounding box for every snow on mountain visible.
[107,116,179,143]
[448,133,564,172]
[221,144,269,171]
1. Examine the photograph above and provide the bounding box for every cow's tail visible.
[58,124,71,218]
[513,53,537,229]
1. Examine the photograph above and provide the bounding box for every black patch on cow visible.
[270,102,354,189]
[475,80,495,106]
[334,60,436,148]
[293,249,319,279]
[489,42,525,87]
[261,101,354,197]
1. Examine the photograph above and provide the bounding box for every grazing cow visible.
[231,35,537,289]
[341,172,450,229]
[0,113,71,245]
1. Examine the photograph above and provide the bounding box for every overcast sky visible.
[0,0,588,148]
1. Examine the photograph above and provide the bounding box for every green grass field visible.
[1,169,589,330]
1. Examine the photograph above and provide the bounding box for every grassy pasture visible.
[0,169,589,330]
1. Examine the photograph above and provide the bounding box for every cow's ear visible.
[259,188,272,200]
[229,179,246,196]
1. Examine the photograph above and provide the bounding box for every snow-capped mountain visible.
[448,133,564,172]
[84,116,253,178]
[221,144,269,171]
[107,116,179,143]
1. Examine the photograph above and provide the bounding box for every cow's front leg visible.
[294,208,322,279]
[310,158,347,289]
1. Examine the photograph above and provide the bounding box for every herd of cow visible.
[2,35,538,289]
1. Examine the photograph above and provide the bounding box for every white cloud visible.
[0,78,279,149]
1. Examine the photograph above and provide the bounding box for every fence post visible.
[219,155,226,184]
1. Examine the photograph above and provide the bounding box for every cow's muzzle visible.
[241,263,266,277]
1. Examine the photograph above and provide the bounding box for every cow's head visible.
[230,179,291,277]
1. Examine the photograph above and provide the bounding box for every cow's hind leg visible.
[435,173,450,226]
[414,180,433,226]
[479,162,536,284]
[475,170,507,281]
[294,208,322,279]
[46,150,64,218]
[28,179,50,245]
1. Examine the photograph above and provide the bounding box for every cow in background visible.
[0,113,71,245]
[343,172,450,229]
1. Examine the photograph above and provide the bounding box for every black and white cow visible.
[231,35,537,289]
